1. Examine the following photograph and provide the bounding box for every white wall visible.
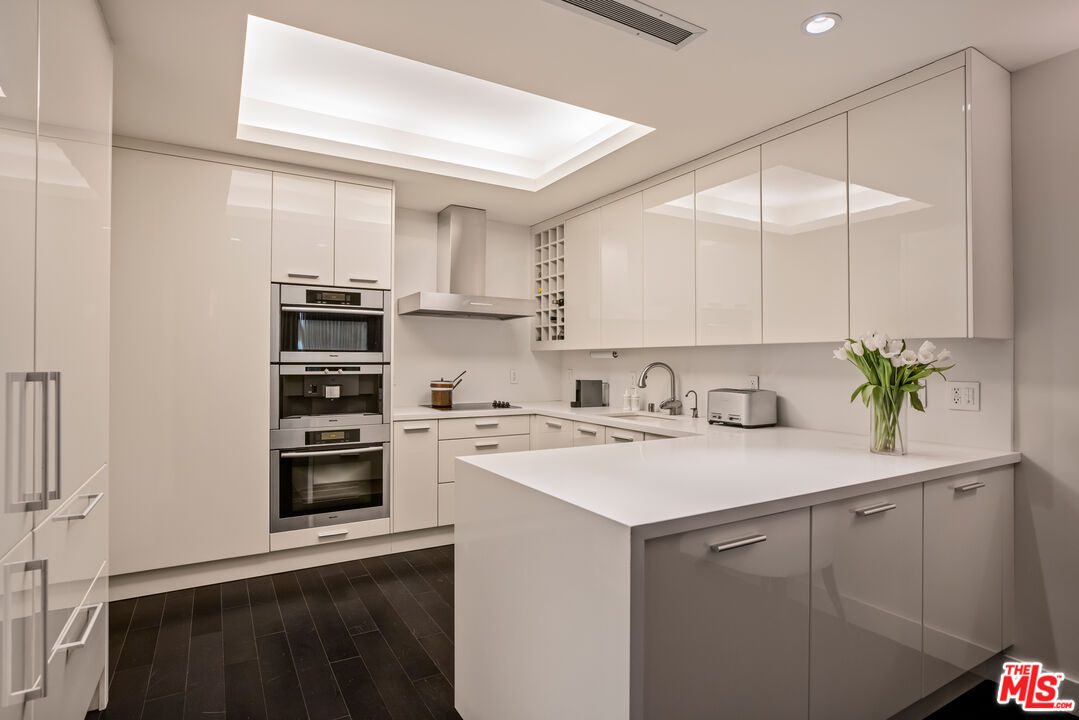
[561,339,1013,450]
[1011,47,1079,680]
[392,207,562,406]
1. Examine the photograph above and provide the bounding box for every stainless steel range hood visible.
[397,205,535,320]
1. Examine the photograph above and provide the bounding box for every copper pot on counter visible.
[430,371,466,408]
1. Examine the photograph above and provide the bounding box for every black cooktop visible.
[420,401,520,410]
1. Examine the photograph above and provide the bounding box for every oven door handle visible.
[280,447,383,459]
[280,305,384,317]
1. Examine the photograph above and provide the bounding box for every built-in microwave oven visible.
[270,425,390,533]
[271,364,387,430]
[271,284,388,364]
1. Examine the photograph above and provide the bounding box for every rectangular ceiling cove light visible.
[237,16,654,191]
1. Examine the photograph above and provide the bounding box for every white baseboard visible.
[109,526,453,600]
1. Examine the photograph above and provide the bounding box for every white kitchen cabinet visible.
[604,428,644,444]
[695,148,762,345]
[643,175,695,347]
[644,508,811,718]
[392,421,439,533]
[111,149,272,574]
[0,533,40,719]
[600,193,644,348]
[572,421,604,446]
[530,415,574,450]
[810,483,923,720]
[849,70,967,338]
[271,172,334,284]
[334,182,392,289]
[0,0,38,134]
[437,435,531,485]
[269,518,391,553]
[437,483,455,527]
[762,115,849,344]
[438,415,530,441]
[923,468,1013,694]
[563,209,602,350]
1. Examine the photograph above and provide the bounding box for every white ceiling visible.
[100,0,1079,226]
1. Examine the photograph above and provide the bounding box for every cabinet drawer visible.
[438,434,531,484]
[438,415,529,440]
[269,518,390,552]
[437,483,455,527]
[604,428,644,444]
[530,416,573,450]
[572,422,604,446]
[35,466,108,655]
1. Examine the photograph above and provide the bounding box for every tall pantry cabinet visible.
[0,0,113,717]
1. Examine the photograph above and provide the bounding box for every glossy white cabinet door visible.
[762,115,848,344]
[571,422,604,446]
[643,175,695,347]
[271,173,334,285]
[530,416,574,450]
[849,69,967,338]
[924,468,1012,694]
[334,183,392,289]
[38,0,113,145]
[34,136,111,521]
[437,483,455,527]
[0,128,39,557]
[563,209,602,350]
[695,147,762,345]
[644,508,810,719]
[392,422,438,533]
[111,150,272,574]
[600,193,643,348]
[0,0,38,134]
[0,533,39,719]
[810,483,922,720]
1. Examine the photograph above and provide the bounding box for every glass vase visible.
[869,389,908,455]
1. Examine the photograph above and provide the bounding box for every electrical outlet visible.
[509,369,519,384]
[748,375,760,390]
[947,381,980,411]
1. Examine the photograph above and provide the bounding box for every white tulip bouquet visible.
[833,333,954,454]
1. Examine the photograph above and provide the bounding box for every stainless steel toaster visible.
[707,388,777,428]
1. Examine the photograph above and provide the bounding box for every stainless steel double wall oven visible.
[270,284,391,533]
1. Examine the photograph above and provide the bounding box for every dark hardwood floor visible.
[926,680,1039,719]
[87,545,459,720]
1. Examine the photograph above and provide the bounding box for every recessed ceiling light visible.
[802,12,842,35]
[237,16,653,191]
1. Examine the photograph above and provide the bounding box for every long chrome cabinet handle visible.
[710,534,768,553]
[474,421,500,428]
[854,502,897,517]
[52,492,104,521]
[545,421,563,429]
[317,529,349,539]
[349,277,378,284]
[401,424,431,432]
[6,372,46,511]
[280,305,384,317]
[474,442,500,449]
[954,481,985,493]
[6,558,48,700]
[578,428,598,435]
[54,602,104,652]
[286,272,320,279]
[610,434,635,442]
[280,447,382,458]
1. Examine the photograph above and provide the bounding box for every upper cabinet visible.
[334,183,393,289]
[696,148,762,346]
[600,194,644,348]
[38,0,113,143]
[762,115,849,344]
[0,0,38,134]
[643,175,696,348]
[563,209,602,350]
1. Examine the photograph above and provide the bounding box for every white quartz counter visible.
[393,401,1020,530]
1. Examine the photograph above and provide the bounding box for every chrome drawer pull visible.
[954,481,985,493]
[281,305,384,317]
[474,421,500,428]
[281,447,382,458]
[6,558,48,700]
[578,428,597,435]
[54,602,104,652]
[854,502,897,517]
[710,534,767,553]
[317,529,350,539]
[52,492,104,521]
[401,424,431,432]
[610,434,634,442]
[545,421,563,429]
[286,272,320,279]
[474,441,500,449]
[349,277,377,284]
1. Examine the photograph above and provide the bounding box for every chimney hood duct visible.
[397,205,535,320]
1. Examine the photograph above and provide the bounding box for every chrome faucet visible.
[637,362,682,416]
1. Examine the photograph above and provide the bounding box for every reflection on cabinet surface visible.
[762,115,849,344]
[643,175,695,347]
[695,147,762,345]
[392,422,438,534]
[600,194,644,348]
[644,509,811,719]
[810,483,923,720]
[271,173,334,284]
[563,210,602,350]
[334,182,393,289]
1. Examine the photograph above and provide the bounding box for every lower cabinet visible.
[392,421,439,533]
[438,484,455,528]
[810,483,923,720]
[437,434,531,485]
[572,422,604,446]
[530,415,574,450]
[644,508,811,719]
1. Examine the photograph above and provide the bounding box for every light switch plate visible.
[947,381,980,411]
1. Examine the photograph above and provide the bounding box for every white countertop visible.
[393,402,1020,530]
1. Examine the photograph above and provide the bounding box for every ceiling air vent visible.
[545,0,706,49]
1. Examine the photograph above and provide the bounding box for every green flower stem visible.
[871,388,905,454]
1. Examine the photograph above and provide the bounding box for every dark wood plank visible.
[271,572,316,634]
[413,591,453,640]
[115,624,160,671]
[363,557,439,639]
[108,597,138,681]
[418,632,454,684]
[191,584,222,636]
[383,553,435,598]
[222,603,258,667]
[338,558,371,579]
[103,664,152,720]
[402,552,454,607]
[295,568,358,662]
[254,632,307,720]
[331,655,392,720]
[413,674,462,720]
[184,631,225,718]
[224,657,268,720]
[221,579,251,609]
[296,661,349,720]
[145,590,194,699]
[128,593,166,630]
[320,566,377,635]
[248,576,285,637]
[348,574,437,681]
[140,691,186,720]
[352,630,434,720]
